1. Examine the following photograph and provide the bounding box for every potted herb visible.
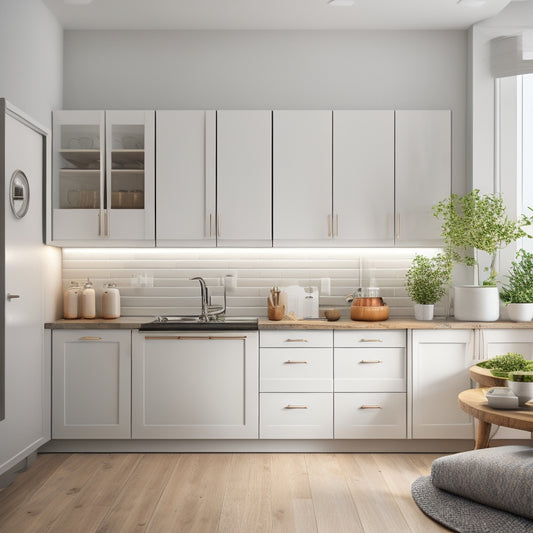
[405,253,452,320]
[433,189,532,321]
[500,249,533,321]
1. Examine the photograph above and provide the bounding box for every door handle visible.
[7,293,20,301]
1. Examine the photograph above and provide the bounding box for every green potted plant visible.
[433,189,532,321]
[405,253,452,320]
[500,249,533,321]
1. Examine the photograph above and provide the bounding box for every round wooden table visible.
[458,388,533,449]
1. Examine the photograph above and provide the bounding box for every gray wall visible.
[63,29,468,194]
[0,0,63,129]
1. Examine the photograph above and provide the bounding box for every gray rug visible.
[411,476,533,533]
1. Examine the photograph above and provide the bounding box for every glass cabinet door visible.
[105,110,155,242]
[52,110,105,241]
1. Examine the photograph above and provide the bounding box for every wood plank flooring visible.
[0,453,450,533]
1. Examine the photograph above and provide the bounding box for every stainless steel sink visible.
[139,316,258,331]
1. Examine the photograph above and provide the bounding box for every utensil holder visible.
[268,304,285,321]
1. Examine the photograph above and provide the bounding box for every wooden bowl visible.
[469,365,508,388]
[324,308,341,321]
[353,297,384,307]
[351,304,390,321]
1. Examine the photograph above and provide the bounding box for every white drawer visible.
[334,347,406,392]
[260,330,333,348]
[260,348,333,392]
[334,393,406,439]
[334,330,406,348]
[260,393,333,439]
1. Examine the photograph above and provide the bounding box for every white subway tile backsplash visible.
[62,248,447,318]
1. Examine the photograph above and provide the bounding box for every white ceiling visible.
[41,0,515,31]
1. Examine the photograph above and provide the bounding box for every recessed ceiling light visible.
[328,0,355,6]
[457,0,486,6]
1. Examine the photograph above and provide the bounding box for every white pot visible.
[508,381,533,405]
[506,303,533,322]
[414,303,434,321]
[454,285,499,322]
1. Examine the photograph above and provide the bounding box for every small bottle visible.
[81,279,96,319]
[102,282,120,319]
[63,281,80,319]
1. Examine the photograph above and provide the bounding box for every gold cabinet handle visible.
[396,214,401,240]
[6,293,20,301]
[359,360,383,364]
[145,335,247,340]
[335,214,339,237]
[359,405,382,409]
[106,210,111,236]
[284,360,308,364]
[209,213,214,237]
[284,338,308,343]
[284,405,308,409]
[359,339,383,343]
[327,214,332,237]
[79,336,102,341]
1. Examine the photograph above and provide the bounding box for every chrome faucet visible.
[190,277,209,321]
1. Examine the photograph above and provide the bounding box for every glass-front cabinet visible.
[51,110,155,245]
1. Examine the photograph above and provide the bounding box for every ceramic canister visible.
[102,282,121,319]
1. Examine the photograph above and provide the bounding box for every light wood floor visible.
[0,453,450,533]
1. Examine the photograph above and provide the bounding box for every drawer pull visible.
[359,338,383,343]
[78,336,102,341]
[284,360,308,364]
[359,405,382,409]
[285,338,308,343]
[284,405,308,409]
[359,360,382,364]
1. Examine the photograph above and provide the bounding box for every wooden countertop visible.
[45,317,533,330]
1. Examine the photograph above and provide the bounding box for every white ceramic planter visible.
[506,303,533,322]
[454,285,499,322]
[508,381,533,405]
[414,304,434,321]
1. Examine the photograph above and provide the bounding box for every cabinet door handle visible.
[327,214,332,237]
[335,214,339,237]
[284,405,308,410]
[98,210,102,236]
[79,336,102,341]
[218,214,221,237]
[396,214,401,240]
[284,338,308,343]
[359,360,383,364]
[359,338,383,343]
[209,213,214,237]
[284,360,308,364]
[7,293,20,301]
[106,210,111,236]
[359,405,382,409]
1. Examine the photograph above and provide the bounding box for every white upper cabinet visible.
[216,110,272,246]
[156,110,216,247]
[333,110,395,246]
[395,110,451,246]
[273,110,333,246]
[51,110,155,246]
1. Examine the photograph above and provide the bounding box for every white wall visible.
[0,0,63,129]
[63,29,468,195]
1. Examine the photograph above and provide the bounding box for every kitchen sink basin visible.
[139,316,258,331]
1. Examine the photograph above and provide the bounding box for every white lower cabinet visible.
[333,330,407,438]
[260,393,333,439]
[132,331,258,439]
[411,329,474,439]
[259,330,333,438]
[334,393,407,439]
[52,330,131,439]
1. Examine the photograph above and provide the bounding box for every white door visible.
[333,110,394,246]
[273,110,332,246]
[0,113,49,475]
[156,110,216,246]
[395,110,451,246]
[217,110,272,246]
[412,329,474,439]
[479,329,533,440]
[52,330,131,439]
